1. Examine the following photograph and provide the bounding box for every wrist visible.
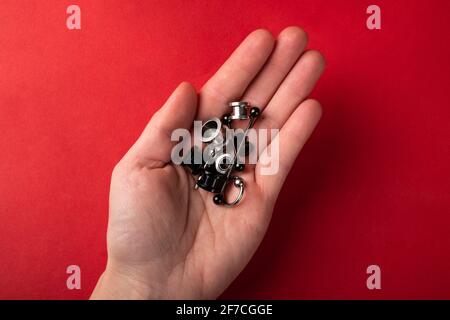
[90,264,159,300]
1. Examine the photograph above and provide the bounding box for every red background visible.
[0,0,449,299]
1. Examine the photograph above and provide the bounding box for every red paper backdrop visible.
[0,0,449,299]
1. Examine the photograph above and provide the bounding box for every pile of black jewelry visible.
[181,101,260,207]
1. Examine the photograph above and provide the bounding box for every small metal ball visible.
[250,107,260,118]
[222,114,232,127]
[233,177,244,187]
[213,194,224,205]
[234,163,245,171]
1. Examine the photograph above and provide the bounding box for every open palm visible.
[91,27,325,299]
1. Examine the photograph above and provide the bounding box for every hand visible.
[91,27,325,299]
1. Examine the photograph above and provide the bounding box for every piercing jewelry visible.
[182,102,260,207]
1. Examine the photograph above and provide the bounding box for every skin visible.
[91,26,325,299]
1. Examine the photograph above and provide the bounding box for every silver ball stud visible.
[234,177,244,187]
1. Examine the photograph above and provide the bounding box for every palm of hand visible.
[94,27,325,299]
[108,160,271,299]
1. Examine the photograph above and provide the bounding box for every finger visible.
[256,99,322,199]
[258,50,325,132]
[127,82,198,167]
[198,29,275,120]
[242,26,308,110]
